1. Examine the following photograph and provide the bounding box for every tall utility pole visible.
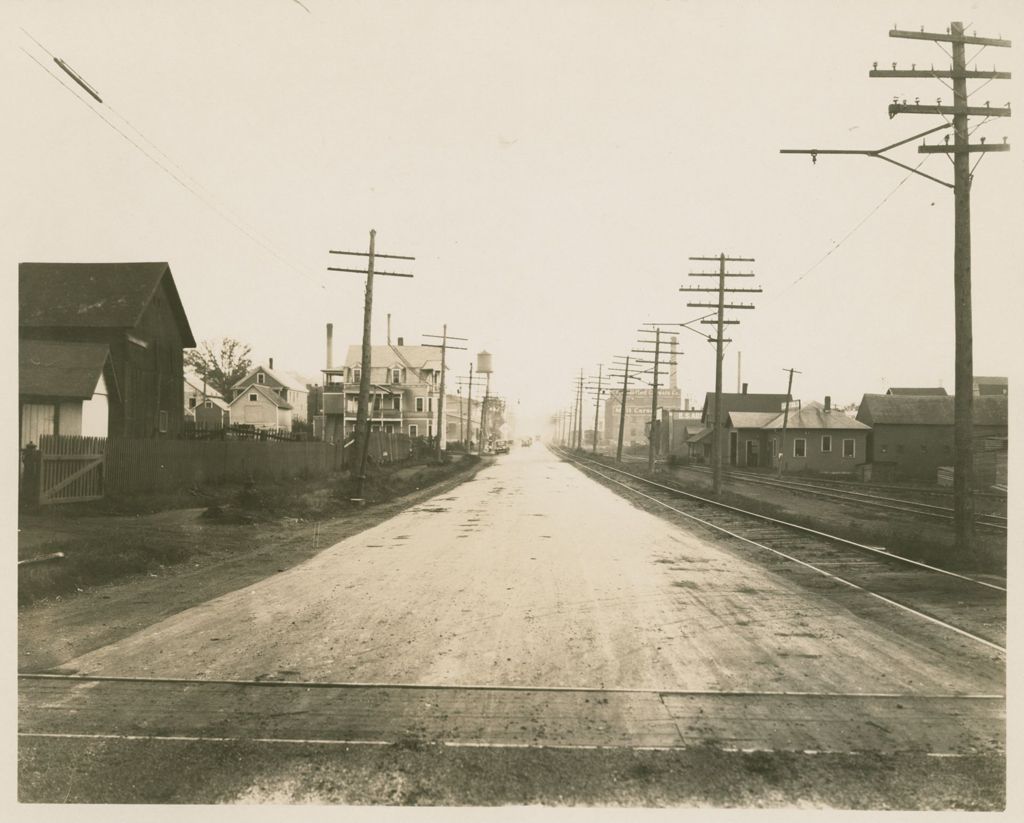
[423,326,468,461]
[456,367,483,451]
[573,370,585,450]
[584,365,606,454]
[782,22,1010,559]
[328,231,414,500]
[776,367,801,478]
[682,255,761,495]
[608,355,641,463]
[632,323,681,472]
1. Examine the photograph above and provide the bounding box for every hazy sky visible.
[5,0,1022,435]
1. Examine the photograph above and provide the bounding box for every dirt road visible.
[19,445,1005,806]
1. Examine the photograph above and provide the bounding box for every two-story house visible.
[230,359,310,424]
[321,338,444,443]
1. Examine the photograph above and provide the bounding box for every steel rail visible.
[555,449,1005,592]
[555,450,1005,654]
[678,464,1006,529]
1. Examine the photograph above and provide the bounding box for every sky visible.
[4,0,1022,438]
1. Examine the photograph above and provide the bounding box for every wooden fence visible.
[30,435,106,504]
[104,431,414,495]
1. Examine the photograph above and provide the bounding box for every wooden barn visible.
[19,262,196,440]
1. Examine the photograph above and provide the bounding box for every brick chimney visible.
[397,336,404,346]
[824,395,831,413]
[326,324,334,369]
[269,357,274,370]
[742,382,748,395]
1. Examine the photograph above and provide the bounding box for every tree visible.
[184,338,253,400]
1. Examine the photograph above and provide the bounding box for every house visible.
[445,392,482,446]
[321,337,445,443]
[728,399,869,473]
[856,393,1008,482]
[19,340,120,447]
[227,383,293,430]
[19,262,196,440]
[674,387,791,464]
[184,371,229,430]
[231,359,310,423]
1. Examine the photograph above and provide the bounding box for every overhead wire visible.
[19,33,328,291]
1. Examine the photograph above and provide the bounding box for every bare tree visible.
[184,338,253,400]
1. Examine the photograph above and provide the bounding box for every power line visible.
[19,37,327,291]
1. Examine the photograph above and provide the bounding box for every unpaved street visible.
[20,445,1005,804]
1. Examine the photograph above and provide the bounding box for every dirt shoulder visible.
[18,455,491,672]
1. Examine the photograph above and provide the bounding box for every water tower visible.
[476,351,493,450]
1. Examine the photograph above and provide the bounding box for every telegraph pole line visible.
[423,326,468,461]
[608,355,640,463]
[456,368,483,451]
[781,21,1010,560]
[777,367,802,478]
[328,230,414,501]
[574,370,585,450]
[583,365,607,454]
[682,255,760,495]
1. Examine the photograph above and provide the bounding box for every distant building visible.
[231,359,310,423]
[973,376,1008,396]
[19,262,196,444]
[856,393,1008,482]
[886,387,948,396]
[603,386,682,450]
[321,337,444,443]
[184,371,229,430]
[227,383,293,430]
[727,398,869,473]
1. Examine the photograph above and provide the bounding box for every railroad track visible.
[554,448,1006,656]
[672,463,1007,531]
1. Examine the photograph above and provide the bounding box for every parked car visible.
[494,440,510,454]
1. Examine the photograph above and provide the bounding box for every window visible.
[352,368,361,382]
[204,400,213,409]
[188,397,197,409]
[793,438,806,458]
[842,439,855,458]
[415,397,424,412]
[428,397,433,413]
[249,393,258,402]
[428,421,433,437]
[158,410,168,433]
[821,435,832,453]
[409,424,418,437]
[393,396,401,411]
[257,373,265,384]
[392,368,401,384]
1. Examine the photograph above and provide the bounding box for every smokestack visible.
[669,336,678,391]
[326,323,334,369]
[824,395,831,412]
[387,314,392,345]
[269,357,274,370]
[397,336,404,346]
[742,382,748,395]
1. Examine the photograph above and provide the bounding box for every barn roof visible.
[856,394,1007,426]
[20,339,118,400]
[19,262,196,347]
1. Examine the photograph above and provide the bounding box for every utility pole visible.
[328,231,414,500]
[573,370,585,450]
[456,367,483,451]
[682,256,760,494]
[423,326,468,461]
[632,324,681,472]
[782,21,1010,560]
[608,355,640,463]
[583,365,606,454]
[777,367,801,478]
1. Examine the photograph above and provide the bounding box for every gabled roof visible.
[886,387,948,396]
[727,411,779,429]
[857,394,1007,427]
[702,392,790,424]
[343,344,446,372]
[19,262,196,347]
[20,339,118,400]
[762,401,869,431]
[231,365,308,393]
[229,382,293,410]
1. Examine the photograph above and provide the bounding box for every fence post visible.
[20,444,41,508]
